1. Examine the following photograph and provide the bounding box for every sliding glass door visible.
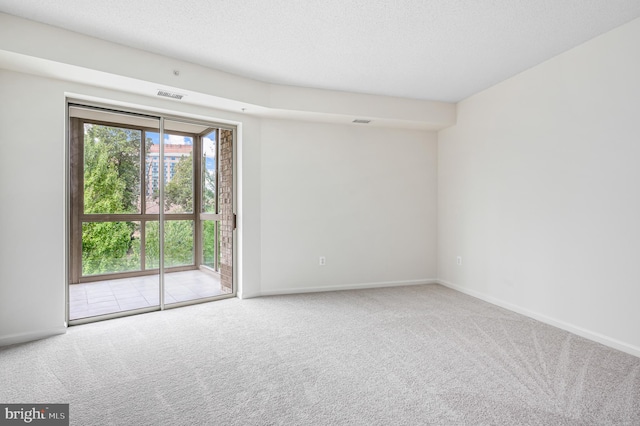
[68,104,234,324]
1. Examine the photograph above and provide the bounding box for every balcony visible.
[69,270,230,320]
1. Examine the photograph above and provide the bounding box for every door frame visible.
[65,99,238,325]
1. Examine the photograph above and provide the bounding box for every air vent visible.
[157,90,184,100]
[352,119,371,124]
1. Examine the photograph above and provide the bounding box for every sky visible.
[147,132,193,145]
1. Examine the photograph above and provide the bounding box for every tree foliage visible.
[145,221,194,269]
[82,222,140,275]
[82,125,142,275]
[83,124,141,213]
[165,153,193,213]
[202,221,217,268]
[202,156,216,213]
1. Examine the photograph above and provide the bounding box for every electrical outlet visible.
[319,256,326,266]
[456,256,462,266]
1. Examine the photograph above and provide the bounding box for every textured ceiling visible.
[1,0,640,102]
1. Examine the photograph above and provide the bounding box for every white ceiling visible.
[1,0,640,103]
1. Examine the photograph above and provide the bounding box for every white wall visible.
[0,70,263,345]
[260,120,438,294]
[438,17,640,355]
[0,71,67,343]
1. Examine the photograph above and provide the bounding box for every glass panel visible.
[218,220,223,269]
[202,221,216,269]
[202,130,217,213]
[145,221,196,269]
[146,132,194,213]
[70,106,163,323]
[144,130,160,214]
[145,221,160,270]
[165,220,194,267]
[84,124,141,214]
[70,108,234,321]
[81,221,141,276]
[165,135,194,213]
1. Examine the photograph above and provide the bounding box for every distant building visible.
[145,144,192,197]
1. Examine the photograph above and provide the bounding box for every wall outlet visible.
[456,256,462,266]
[319,256,326,266]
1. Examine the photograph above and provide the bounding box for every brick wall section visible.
[219,129,233,292]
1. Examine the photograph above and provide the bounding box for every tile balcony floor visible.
[69,270,230,320]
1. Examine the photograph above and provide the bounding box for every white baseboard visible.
[237,290,261,300]
[259,278,438,297]
[0,326,67,347]
[438,279,640,359]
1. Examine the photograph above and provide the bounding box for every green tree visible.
[202,221,216,268]
[165,153,193,212]
[202,157,216,213]
[82,222,140,275]
[82,124,142,275]
[84,124,141,213]
[145,221,193,269]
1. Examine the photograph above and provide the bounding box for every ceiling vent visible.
[157,90,184,100]
[352,119,371,124]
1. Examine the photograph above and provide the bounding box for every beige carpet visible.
[1,284,639,425]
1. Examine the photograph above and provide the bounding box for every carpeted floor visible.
[1,284,639,425]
